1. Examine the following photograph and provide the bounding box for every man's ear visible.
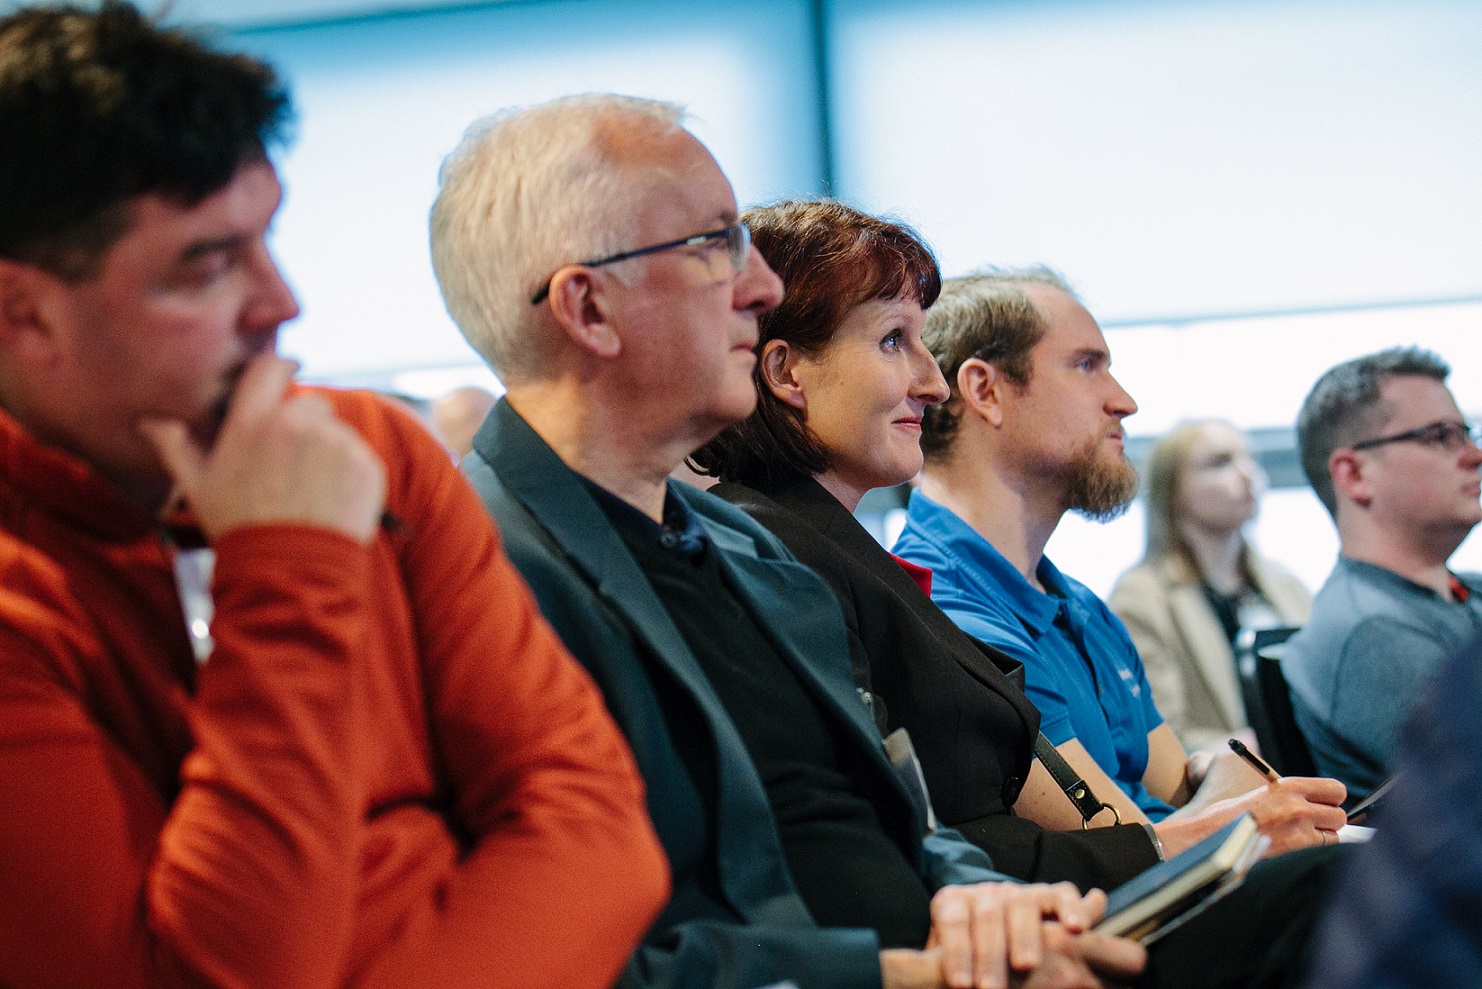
[1330,448,1373,508]
[956,357,1007,428]
[759,339,805,410]
[0,259,62,363]
[544,266,622,359]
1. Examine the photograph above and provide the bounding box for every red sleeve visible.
[351,392,670,989]
[161,526,372,987]
[0,553,163,989]
[0,524,373,989]
[0,390,666,989]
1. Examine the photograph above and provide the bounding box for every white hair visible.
[429,93,687,383]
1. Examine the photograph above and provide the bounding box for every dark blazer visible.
[713,476,1159,892]
[464,401,1009,989]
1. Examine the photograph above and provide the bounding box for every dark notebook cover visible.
[1094,813,1262,943]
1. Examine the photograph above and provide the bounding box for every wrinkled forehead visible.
[598,118,737,230]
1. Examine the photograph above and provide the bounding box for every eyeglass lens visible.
[1434,421,1479,449]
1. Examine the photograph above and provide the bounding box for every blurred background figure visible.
[1109,420,1311,752]
[433,385,497,461]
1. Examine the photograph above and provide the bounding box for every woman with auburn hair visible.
[1109,420,1312,752]
[691,199,1170,891]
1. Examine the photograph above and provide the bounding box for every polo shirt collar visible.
[911,491,1064,633]
[1336,555,1482,605]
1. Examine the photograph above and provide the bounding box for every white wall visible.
[830,0,1482,322]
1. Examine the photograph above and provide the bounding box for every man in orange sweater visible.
[0,5,668,988]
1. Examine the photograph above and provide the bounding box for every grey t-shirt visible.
[1284,557,1482,800]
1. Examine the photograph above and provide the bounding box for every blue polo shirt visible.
[893,491,1175,820]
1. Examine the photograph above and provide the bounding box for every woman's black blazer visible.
[713,475,1158,891]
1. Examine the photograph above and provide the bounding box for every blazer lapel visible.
[702,527,883,744]
[1165,569,1247,730]
[703,536,931,852]
[773,478,1043,741]
[474,402,810,927]
[689,487,935,840]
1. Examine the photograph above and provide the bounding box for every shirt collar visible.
[0,401,159,542]
[1338,555,1481,604]
[889,553,934,597]
[909,490,1063,633]
[582,478,711,560]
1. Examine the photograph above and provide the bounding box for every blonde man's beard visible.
[1062,434,1139,523]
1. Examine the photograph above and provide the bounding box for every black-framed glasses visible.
[1350,419,1480,453]
[531,222,751,305]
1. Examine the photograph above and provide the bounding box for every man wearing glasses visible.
[1285,347,1482,801]
[432,94,1147,989]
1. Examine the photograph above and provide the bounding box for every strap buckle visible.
[1080,803,1122,829]
[1033,731,1117,826]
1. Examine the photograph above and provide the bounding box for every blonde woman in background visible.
[1109,420,1312,752]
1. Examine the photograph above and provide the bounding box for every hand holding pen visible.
[1227,738,1347,849]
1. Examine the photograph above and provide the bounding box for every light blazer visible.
[1108,550,1312,752]
[713,476,1160,893]
[464,401,1007,989]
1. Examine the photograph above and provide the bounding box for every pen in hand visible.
[1228,737,1281,784]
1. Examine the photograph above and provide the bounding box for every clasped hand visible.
[882,882,1146,989]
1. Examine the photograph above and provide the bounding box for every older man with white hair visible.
[431,94,1146,989]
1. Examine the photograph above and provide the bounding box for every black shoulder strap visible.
[1032,732,1121,827]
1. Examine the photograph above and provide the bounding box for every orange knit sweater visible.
[0,387,668,989]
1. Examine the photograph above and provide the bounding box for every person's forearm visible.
[1152,806,1239,858]
[1176,749,1267,815]
[389,413,671,988]
[1155,749,1268,855]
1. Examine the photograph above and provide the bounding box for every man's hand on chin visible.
[140,352,386,544]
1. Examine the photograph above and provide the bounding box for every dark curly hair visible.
[690,198,940,487]
[0,1,292,279]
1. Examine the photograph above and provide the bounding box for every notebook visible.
[1094,813,1265,944]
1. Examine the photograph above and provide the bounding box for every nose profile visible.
[1108,373,1138,418]
[1462,434,1482,468]
[912,344,950,406]
[736,245,784,314]
[246,244,300,332]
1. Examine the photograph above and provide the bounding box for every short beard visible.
[1062,435,1139,522]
